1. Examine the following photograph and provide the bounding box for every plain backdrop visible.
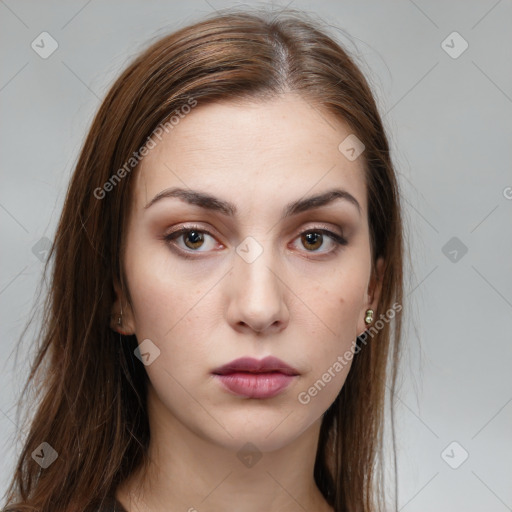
[1,1,511,510]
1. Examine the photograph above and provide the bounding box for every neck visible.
[116,385,333,512]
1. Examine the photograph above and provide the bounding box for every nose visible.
[226,243,289,335]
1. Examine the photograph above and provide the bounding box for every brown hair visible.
[2,7,404,512]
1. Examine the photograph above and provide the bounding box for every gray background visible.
[1,1,511,510]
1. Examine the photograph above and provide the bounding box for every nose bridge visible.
[234,235,281,296]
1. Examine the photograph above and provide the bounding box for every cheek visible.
[300,270,368,338]
[125,237,209,336]
[292,272,367,403]
[125,243,220,381]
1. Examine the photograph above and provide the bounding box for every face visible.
[111,93,383,452]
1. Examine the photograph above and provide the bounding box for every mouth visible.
[211,356,300,399]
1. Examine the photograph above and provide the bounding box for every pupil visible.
[186,231,203,248]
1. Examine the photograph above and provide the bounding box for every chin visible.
[198,409,318,453]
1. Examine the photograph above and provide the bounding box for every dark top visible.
[97,494,128,512]
[115,499,128,512]
[113,498,128,512]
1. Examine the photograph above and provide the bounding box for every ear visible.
[357,256,385,337]
[110,278,136,336]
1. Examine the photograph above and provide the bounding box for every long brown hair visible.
[2,7,404,512]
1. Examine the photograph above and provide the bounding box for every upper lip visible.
[212,356,300,376]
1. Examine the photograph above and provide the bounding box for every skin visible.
[111,92,383,512]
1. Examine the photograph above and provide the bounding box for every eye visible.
[164,225,221,254]
[163,224,347,259]
[291,228,347,254]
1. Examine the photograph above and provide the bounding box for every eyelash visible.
[163,223,348,260]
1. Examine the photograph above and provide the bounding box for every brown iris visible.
[183,230,205,250]
[301,232,323,251]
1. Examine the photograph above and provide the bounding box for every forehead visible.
[134,93,367,215]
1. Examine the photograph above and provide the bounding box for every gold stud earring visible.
[117,304,129,336]
[364,309,374,325]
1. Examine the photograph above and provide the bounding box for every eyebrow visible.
[144,186,362,218]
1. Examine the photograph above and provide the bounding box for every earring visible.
[118,302,123,328]
[364,309,374,325]
[117,304,129,336]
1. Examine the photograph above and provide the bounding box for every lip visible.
[212,356,300,399]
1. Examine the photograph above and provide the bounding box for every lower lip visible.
[214,372,297,399]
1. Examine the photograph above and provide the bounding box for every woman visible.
[2,7,404,512]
